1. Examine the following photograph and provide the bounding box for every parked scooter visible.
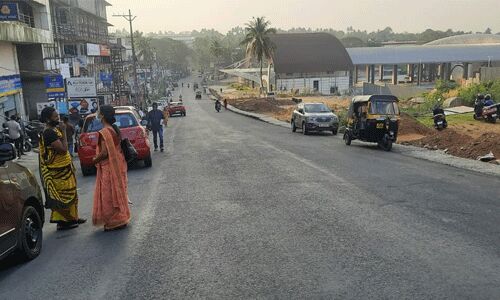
[474,96,498,123]
[433,114,447,130]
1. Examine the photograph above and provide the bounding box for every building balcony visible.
[0,22,53,44]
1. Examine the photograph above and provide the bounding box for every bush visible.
[457,80,500,105]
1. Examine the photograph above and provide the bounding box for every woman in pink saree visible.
[92,105,131,231]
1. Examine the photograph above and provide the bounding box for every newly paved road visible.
[1,78,499,299]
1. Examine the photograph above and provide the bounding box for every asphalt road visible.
[1,78,499,299]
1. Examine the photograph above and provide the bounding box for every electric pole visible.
[113,9,140,105]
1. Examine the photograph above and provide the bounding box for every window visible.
[63,44,78,56]
[304,104,331,113]
[84,113,138,133]
[370,101,400,115]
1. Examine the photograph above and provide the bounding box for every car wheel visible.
[17,206,43,260]
[302,123,308,135]
[332,129,338,136]
[144,155,152,168]
[291,119,297,132]
[344,132,352,145]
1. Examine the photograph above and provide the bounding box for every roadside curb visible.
[209,89,500,177]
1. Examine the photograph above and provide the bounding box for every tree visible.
[135,31,155,67]
[241,17,276,92]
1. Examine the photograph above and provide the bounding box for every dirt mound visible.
[399,113,434,136]
[406,130,500,160]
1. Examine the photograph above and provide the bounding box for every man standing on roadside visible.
[6,115,23,158]
[62,116,75,157]
[147,103,165,152]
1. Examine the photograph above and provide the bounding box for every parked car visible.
[168,102,186,117]
[291,103,339,135]
[78,108,152,176]
[0,143,44,261]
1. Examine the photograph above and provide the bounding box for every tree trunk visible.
[259,59,264,95]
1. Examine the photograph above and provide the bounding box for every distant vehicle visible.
[474,102,498,123]
[266,91,277,99]
[433,114,448,130]
[0,143,44,261]
[172,82,178,88]
[195,91,202,99]
[78,108,152,176]
[193,83,199,90]
[168,102,186,117]
[291,103,339,135]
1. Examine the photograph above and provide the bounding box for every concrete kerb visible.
[209,88,500,178]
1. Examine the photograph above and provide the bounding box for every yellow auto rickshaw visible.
[343,95,400,151]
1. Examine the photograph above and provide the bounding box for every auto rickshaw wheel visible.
[344,131,352,145]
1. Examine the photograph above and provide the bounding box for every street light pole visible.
[113,9,140,106]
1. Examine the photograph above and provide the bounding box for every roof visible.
[271,33,353,74]
[347,44,500,65]
[426,34,500,46]
[352,95,399,104]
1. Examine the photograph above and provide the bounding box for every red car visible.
[78,108,152,176]
[168,102,186,117]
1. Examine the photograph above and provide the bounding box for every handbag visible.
[121,138,138,163]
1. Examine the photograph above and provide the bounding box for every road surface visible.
[1,78,499,299]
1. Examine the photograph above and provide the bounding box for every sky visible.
[107,0,500,34]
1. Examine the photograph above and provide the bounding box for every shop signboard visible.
[0,74,22,98]
[87,43,101,56]
[44,75,66,98]
[66,77,97,98]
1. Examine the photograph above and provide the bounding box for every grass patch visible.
[416,113,475,128]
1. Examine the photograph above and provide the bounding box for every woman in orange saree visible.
[92,105,131,231]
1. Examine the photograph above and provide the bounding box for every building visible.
[0,0,53,120]
[221,33,354,95]
[271,33,353,95]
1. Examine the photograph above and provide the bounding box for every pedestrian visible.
[6,115,23,158]
[223,98,228,110]
[62,116,75,157]
[74,118,84,153]
[146,103,164,152]
[163,105,170,127]
[39,107,86,230]
[92,105,131,231]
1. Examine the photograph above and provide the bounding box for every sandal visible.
[104,224,127,232]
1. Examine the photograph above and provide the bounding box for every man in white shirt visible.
[6,115,23,158]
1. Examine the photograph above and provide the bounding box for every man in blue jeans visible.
[147,103,165,152]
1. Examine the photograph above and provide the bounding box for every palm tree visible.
[241,17,276,92]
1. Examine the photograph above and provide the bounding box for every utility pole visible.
[113,9,140,105]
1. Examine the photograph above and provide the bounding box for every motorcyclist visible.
[215,99,222,112]
[484,94,495,106]
[474,93,485,116]
[432,104,447,128]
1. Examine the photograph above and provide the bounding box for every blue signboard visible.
[44,75,66,98]
[56,101,68,115]
[0,3,19,21]
[0,74,22,97]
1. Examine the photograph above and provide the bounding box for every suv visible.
[78,108,152,176]
[291,103,339,135]
[0,143,44,261]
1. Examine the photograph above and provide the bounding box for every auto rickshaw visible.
[343,95,400,151]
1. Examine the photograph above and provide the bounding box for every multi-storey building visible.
[0,0,53,120]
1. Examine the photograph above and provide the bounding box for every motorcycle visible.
[474,102,499,123]
[215,101,222,112]
[433,114,447,130]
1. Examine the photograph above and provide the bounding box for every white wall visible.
[0,42,19,77]
[277,75,351,95]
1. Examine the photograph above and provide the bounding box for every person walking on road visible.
[147,103,165,152]
[62,116,75,157]
[92,105,131,232]
[5,115,23,158]
[39,107,86,231]
[223,98,228,110]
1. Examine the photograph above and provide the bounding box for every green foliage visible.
[416,113,475,128]
[457,80,500,105]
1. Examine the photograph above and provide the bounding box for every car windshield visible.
[83,113,138,133]
[304,104,330,113]
[370,100,400,115]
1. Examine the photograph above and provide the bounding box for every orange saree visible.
[92,127,131,230]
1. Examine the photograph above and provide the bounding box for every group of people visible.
[38,106,130,231]
[3,114,26,158]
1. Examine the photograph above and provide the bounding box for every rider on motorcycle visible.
[484,94,495,106]
[474,93,485,116]
[215,99,222,111]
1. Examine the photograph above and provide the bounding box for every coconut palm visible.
[241,17,276,92]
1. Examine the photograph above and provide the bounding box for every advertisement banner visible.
[66,77,97,98]
[0,3,18,21]
[100,45,111,56]
[44,75,66,98]
[68,98,98,115]
[86,43,100,56]
[60,63,71,79]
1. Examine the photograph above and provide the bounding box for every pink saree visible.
[92,127,131,230]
